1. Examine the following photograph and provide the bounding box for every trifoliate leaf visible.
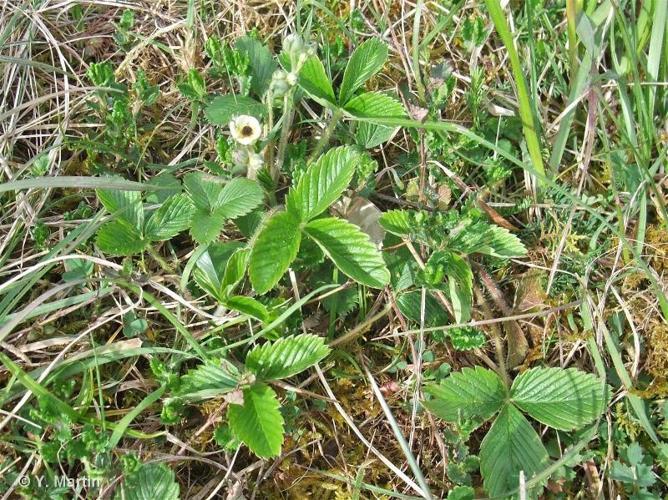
[479,405,549,498]
[144,194,194,241]
[304,217,390,289]
[339,39,388,104]
[249,211,301,294]
[423,366,506,422]
[510,367,608,431]
[286,146,359,221]
[228,383,284,458]
[246,334,330,380]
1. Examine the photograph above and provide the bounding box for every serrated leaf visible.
[480,405,549,498]
[115,463,180,500]
[96,220,147,256]
[220,247,250,293]
[246,334,330,380]
[193,242,244,301]
[183,172,224,212]
[286,146,358,221]
[144,194,194,241]
[225,295,268,321]
[356,121,400,149]
[450,222,527,258]
[339,39,388,104]
[189,208,227,245]
[344,91,406,119]
[228,383,284,458]
[97,188,143,229]
[216,178,264,219]
[423,366,506,422]
[379,210,412,236]
[396,290,449,327]
[177,359,240,401]
[145,174,182,204]
[511,367,608,431]
[298,56,336,106]
[249,211,301,294]
[204,94,265,124]
[304,217,389,289]
[481,225,527,258]
[235,36,276,97]
[427,251,473,323]
[448,327,486,351]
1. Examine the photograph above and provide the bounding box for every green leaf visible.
[177,359,240,401]
[344,91,406,119]
[144,194,194,241]
[246,334,330,380]
[423,366,506,422]
[479,405,549,498]
[450,222,527,258]
[216,178,264,219]
[115,463,180,500]
[189,208,227,245]
[286,146,358,221]
[193,242,245,301]
[396,290,449,327]
[304,217,390,289]
[339,39,388,104]
[249,211,302,294]
[96,220,147,256]
[220,247,250,293]
[298,55,336,106]
[97,188,143,229]
[145,174,182,204]
[183,172,225,212]
[379,209,412,236]
[204,94,265,124]
[511,367,608,431]
[427,251,473,323]
[345,92,406,149]
[225,295,268,321]
[227,383,284,458]
[235,36,277,97]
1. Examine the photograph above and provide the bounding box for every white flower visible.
[229,115,262,146]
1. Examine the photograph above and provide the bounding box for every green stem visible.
[274,93,294,182]
[309,108,342,162]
